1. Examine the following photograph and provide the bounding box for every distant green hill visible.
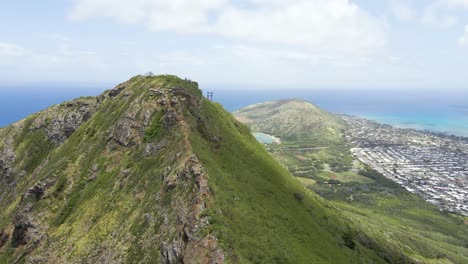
[236,99,468,264]
[0,75,426,263]
[234,99,345,143]
[235,99,353,174]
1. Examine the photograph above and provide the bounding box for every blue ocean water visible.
[205,87,468,137]
[0,85,103,128]
[1,85,467,137]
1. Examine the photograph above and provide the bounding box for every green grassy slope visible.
[235,99,353,175]
[314,168,468,264]
[0,76,217,263]
[0,75,409,263]
[235,100,468,264]
[234,99,345,143]
[189,102,390,263]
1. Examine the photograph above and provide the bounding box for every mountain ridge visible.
[0,75,399,263]
[0,75,226,263]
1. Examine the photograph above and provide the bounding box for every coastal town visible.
[342,115,468,216]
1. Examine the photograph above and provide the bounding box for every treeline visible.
[357,167,402,190]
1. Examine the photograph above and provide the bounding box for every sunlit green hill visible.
[234,99,345,143]
[0,75,420,263]
[236,99,468,264]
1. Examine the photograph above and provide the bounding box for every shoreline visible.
[339,114,468,142]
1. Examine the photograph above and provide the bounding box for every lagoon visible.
[253,132,281,144]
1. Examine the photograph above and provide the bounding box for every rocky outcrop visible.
[111,117,142,147]
[0,136,16,183]
[0,229,9,248]
[29,99,99,144]
[144,139,167,157]
[0,76,229,263]
[11,203,41,248]
[46,100,97,144]
[21,180,54,202]
[160,155,224,264]
[108,83,127,97]
[10,179,54,250]
[183,235,225,264]
[161,241,185,264]
[156,87,224,264]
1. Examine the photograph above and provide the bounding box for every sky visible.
[1,0,468,90]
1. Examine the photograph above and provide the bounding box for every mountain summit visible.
[0,75,436,263]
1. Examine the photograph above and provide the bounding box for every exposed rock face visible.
[12,203,40,248]
[0,136,16,183]
[45,100,97,144]
[22,180,53,202]
[183,235,225,264]
[0,76,227,263]
[161,241,185,264]
[160,154,224,264]
[111,117,142,147]
[28,98,99,144]
[11,180,53,249]
[155,86,224,264]
[108,83,127,97]
[0,229,8,249]
[163,110,179,128]
[144,140,167,157]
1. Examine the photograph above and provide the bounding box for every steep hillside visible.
[234,99,345,143]
[0,75,407,263]
[236,100,468,264]
[235,100,353,175]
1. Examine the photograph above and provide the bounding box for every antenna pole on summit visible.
[206,92,214,101]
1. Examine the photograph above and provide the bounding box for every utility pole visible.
[206,92,214,102]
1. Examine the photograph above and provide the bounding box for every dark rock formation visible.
[11,204,39,248]
[160,241,185,264]
[24,99,100,145]
[108,83,127,97]
[0,229,9,248]
[160,155,224,264]
[0,137,15,182]
[111,117,141,147]
[44,100,98,144]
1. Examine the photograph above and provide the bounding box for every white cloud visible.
[214,0,386,53]
[227,45,376,68]
[458,25,468,46]
[390,0,415,21]
[0,42,27,57]
[69,0,387,54]
[422,0,468,27]
[442,0,468,8]
[422,2,457,27]
[0,38,104,71]
[189,44,419,88]
[69,0,228,33]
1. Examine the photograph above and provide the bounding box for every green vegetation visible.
[236,99,468,263]
[144,111,164,142]
[235,99,353,177]
[0,76,466,263]
[234,99,345,139]
[190,102,387,263]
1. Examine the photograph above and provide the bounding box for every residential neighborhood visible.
[343,115,468,215]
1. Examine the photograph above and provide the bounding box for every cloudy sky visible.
[1,0,468,89]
